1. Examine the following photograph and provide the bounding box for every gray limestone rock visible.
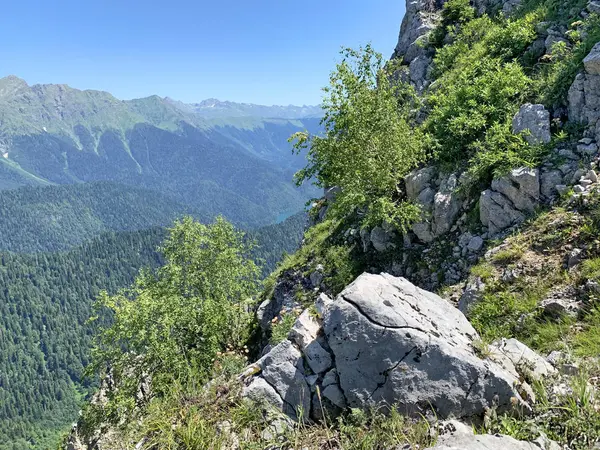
[409,55,433,92]
[584,42,600,75]
[490,338,556,381]
[392,0,442,65]
[288,310,332,375]
[512,104,551,145]
[568,44,600,141]
[251,340,312,420]
[541,297,582,318]
[418,186,436,212]
[257,274,304,332]
[405,166,435,201]
[480,189,526,236]
[412,221,435,243]
[323,273,524,419]
[370,225,397,252]
[541,170,564,199]
[433,173,462,236]
[589,1,600,14]
[243,377,284,411]
[309,270,323,288]
[459,277,486,315]
[467,236,484,253]
[322,368,338,388]
[568,248,584,268]
[426,433,547,450]
[322,384,347,409]
[491,167,540,214]
[288,310,320,350]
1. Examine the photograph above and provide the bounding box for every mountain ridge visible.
[0,75,321,227]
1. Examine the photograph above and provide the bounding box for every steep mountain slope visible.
[0,77,319,227]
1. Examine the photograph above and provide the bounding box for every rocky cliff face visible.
[240,0,600,448]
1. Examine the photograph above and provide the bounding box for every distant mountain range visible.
[167,97,323,119]
[0,75,321,228]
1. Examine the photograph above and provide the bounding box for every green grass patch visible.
[573,306,600,357]
[269,312,298,346]
[490,245,527,264]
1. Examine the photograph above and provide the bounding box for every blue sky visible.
[0,0,405,105]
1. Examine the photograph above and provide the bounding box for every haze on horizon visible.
[0,0,405,106]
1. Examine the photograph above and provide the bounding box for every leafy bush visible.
[88,216,260,423]
[427,14,535,172]
[536,13,600,107]
[429,0,475,48]
[291,45,426,231]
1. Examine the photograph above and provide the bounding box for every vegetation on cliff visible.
[68,0,600,449]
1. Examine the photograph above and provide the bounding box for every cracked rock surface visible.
[323,273,524,418]
[243,274,528,421]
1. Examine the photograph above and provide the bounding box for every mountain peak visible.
[0,75,29,96]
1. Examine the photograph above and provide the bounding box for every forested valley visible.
[0,207,306,449]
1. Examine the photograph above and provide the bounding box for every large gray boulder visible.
[512,104,551,145]
[323,273,524,418]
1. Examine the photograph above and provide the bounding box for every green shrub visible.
[87,216,260,424]
[536,13,600,107]
[291,45,425,231]
[429,0,475,47]
[323,244,363,294]
[425,10,554,184]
